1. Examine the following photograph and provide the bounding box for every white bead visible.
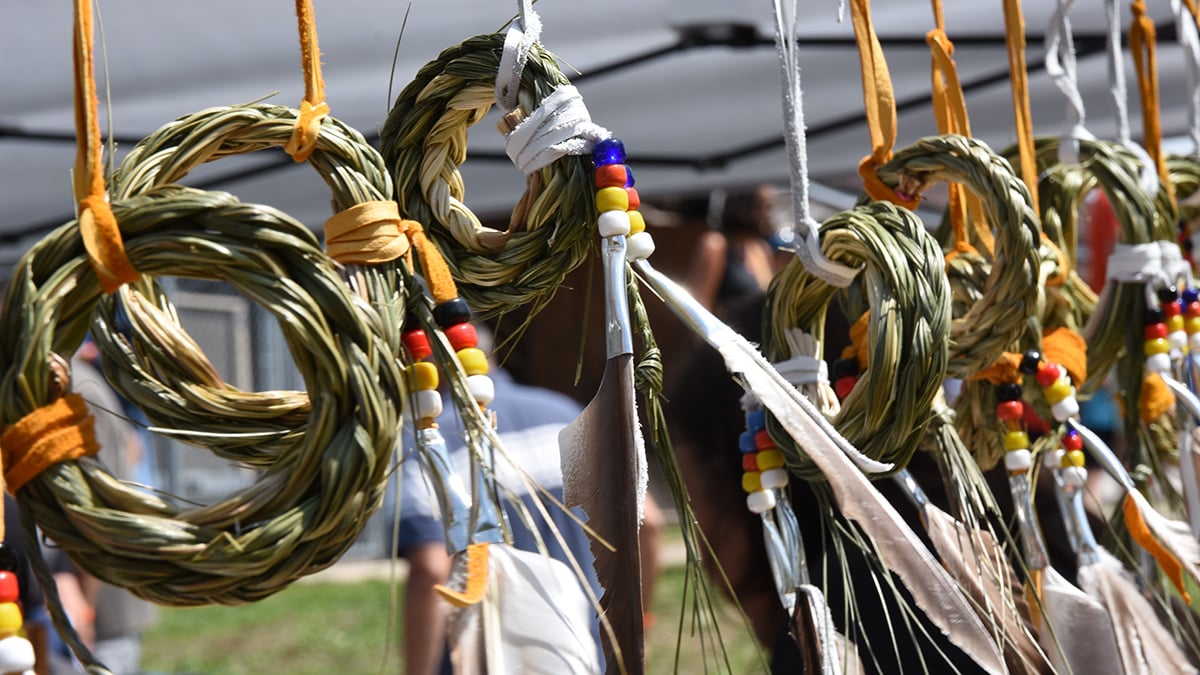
[1145,352,1172,373]
[1005,449,1033,472]
[1044,449,1065,469]
[1062,466,1088,488]
[597,210,632,237]
[746,489,776,513]
[1051,396,1080,422]
[626,231,656,260]
[416,389,442,420]
[1170,331,1189,351]
[0,637,35,672]
[468,374,495,406]
[760,468,789,489]
[1190,332,1200,353]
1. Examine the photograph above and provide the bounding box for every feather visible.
[1038,565,1124,675]
[1080,549,1198,675]
[560,234,645,675]
[633,259,1007,674]
[445,543,603,675]
[1160,374,1200,537]
[791,584,847,675]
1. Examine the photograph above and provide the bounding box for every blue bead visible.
[745,408,766,432]
[738,431,757,454]
[592,138,626,167]
[623,165,635,187]
[1185,288,1200,304]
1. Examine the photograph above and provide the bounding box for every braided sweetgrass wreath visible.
[380,33,595,320]
[762,201,951,480]
[1,186,403,608]
[93,103,407,466]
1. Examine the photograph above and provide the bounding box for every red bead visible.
[1164,301,1183,317]
[754,430,775,450]
[626,188,641,211]
[1035,364,1062,387]
[1188,301,1200,318]
[402,329,432,361]
[444,322,478,351]
[834,375,858,400]
[1062,433,1084,451]
[0,573,16,604]
[995,400,1024,422]
[1144,323,1168,340]
[742,453,759,472]
[594,165,628,189]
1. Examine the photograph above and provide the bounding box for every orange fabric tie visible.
[285,0,329,162]
[1139,372,1176,423]
[435,542,490,607]
[0,394,101,495]
[1123,493,1190,602]
[73,0,138,293]
[840,311,871,373]
[969,352,1022,386]
[1041,327,1087,385]
[1130,0,1175,204]
[323,201,412,265]
[1003,0,1041,215]
[402,219,460,306]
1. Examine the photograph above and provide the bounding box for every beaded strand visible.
[592,138,655,260]
[0,550,35,675]
[739,407,790,514]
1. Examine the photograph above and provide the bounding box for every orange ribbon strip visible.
[285,0,330,162]
[1130,0,1175,204]
[0,394,101,497]
[1003,0,1041,215]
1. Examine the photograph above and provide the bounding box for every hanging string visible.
[771,0,860,287]
[1107,0,1134,146]
[1130,0,1175,203]
[495,0,541,113]
[849,0,920,211]
[1003,0,1041,215]
[73,0,138,294]
[1175,0,1200,158]
[1046,0,1095,166]
[285,0,330,162]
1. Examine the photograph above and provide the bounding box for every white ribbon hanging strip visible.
[1105,0,1132,146]
[503,86,611,175]
[1106,242,1172,284]
[771,0,860,288]
[1174,0,1200,158]
[1159,240,1195,287]
[1046,0,1094,166]
[495,0,542,113]
[774,354,830,387]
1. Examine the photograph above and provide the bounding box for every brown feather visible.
[1038,566,1124,675]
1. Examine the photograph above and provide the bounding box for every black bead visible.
[0,544,18,573]
[831,358,859,379]
[995,382,1023,401]
[1157,285,1180,303]
[1145,307,1165,325]
[1019,350,1041,374]
[432,298,471,328]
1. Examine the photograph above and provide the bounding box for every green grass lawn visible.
[141,561,769,674]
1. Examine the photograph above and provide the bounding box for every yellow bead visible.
[408,362,439,391]
[627,209,646,234]
[1143,337,1170,356]
[1168,315,1185,333]
[742,471,762,493]
[1187,317,1200,335]
[756,449,786,470]
[595,187,629,213]
[1066,450,1086,468]
[1043,380,1072,405]
[1003,430,1030,451]
[456,347,489,376]
[0,603,21,635]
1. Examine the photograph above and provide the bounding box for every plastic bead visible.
[0,573,16,605]
[756,449,786,470]
[627,231,656,260]
[593,164,628,189]
[746,408,766,432]
[409,362,439,392]
[1051,396,1080,422]
[1062,429,1083,451]
[1066,449,1086,467]
[1144,337,1170,356]
[760,468,789,489]
[0,603,20,636]
[1146,307,1166,324]
[0,636,33,673]
[1187,288,1200,303]
[625,188,641,211]
[1003,430,1030,451]
[1036,363,1063,387]
[1169,331,1189,351]
[742,454,759,472]
[1191,333,1200,352]
[1168,314,1185,333]
[456,347,489,376]
[1158,285,1180,303]
[754,430,774,450]
[746,489,777,514]
[1187,300,1200,316]
[1062,466,1088,488]
[1044,449,1066,469]
[1005,449,1033,471]
[995,382,1022,401]
[467,374,495,406]
[592,138,627,166]
[595,186,630,213]
[834,375,858,400]
[444,322,478,352]
[738,431,757,453]
[432,298,471,327]
[402,329,432,361]
[623,165,635,187]
[742,471,762,493]
[627,209,646,235]
[416,389,443,420]
[1043,380,1072,405]
[1187,316,1200,334]
[995,400,1024,422]
[1146,352,1172,373]
[1144,323,1169,340]
[831,358,858,380]
[1019,350,1041,374]
[597,210,632,238]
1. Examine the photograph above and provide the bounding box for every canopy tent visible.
[0,0,1189,270]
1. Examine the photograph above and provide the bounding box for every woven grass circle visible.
[1,185,404,606]
[89,103,407,466]
[380,33,595,319]
[1170,154,1200,239]
[762,201,951,480]
[873,134,1043,379]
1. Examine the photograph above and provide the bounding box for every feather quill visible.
[633,259,1006,674]
[1161,373,1200,538]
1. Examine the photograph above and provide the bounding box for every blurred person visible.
[687,184,783,316]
